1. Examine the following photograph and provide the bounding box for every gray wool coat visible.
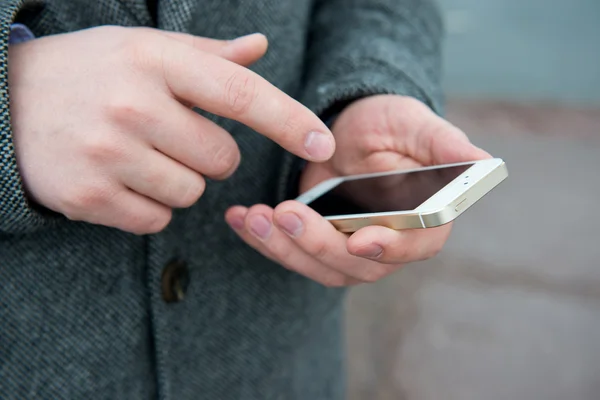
[0,0,443,398]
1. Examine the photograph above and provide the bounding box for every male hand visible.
[226,95,490,286]
[9,27,335,234]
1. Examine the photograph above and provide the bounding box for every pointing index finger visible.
[160,39,335,162]
[159,31,269,67]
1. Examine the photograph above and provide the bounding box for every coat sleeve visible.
[0,0,59,234]
[275,0,445,202]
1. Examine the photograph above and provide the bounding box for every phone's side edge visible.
[295,177,344,204]
[419,161,509,227]
[328,212,425,233]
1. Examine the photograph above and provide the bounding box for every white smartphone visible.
[296,158,508,233]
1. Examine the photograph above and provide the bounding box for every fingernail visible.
[249,215,272,240]
[228,217,244,231]
[304,131,334,161]
[355,245,383,259]
[230,32,263,43]
[276,212,303,237]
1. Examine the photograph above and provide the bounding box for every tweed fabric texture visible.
[0,0,443,399]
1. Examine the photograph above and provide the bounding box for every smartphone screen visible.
[305,164,473,217]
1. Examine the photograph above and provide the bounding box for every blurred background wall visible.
[345,1,600,399]
[442,0,600,105]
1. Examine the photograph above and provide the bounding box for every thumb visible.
[422,121,492,165]
[160,31,268,67]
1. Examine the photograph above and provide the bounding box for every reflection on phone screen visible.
[306,164,473,217]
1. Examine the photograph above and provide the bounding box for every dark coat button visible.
[161,260,190,303]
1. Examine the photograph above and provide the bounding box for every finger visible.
[225,205,360,287]
[116,146,206,208]
[145,98,241,180]
[346,224,452,264]
[86,189,173,235]
[159,39,335,162]
[272,201,399,283]
[160,31,268,66]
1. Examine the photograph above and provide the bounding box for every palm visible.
[300,95,489,194]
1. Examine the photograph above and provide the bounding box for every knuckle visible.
[223,71,258,115]
[140,167,166,188]
[130,208,172,234]
[118,33,155,71]
[270,243,295,267]
[104,98,153,128]
[210,144,240,179]
[279,102,300,136]
[62,184,114,217]
[139,168,205,208]
[275,101,298,143]
[360,265,388,283]
[391,244,411,263]
[176,175,206,208]
[82,134,126,164]
[146,208,173,233]
[254,226,292,262]
[310,240,331,262]
[63,208,84,222]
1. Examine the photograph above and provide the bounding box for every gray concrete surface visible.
[345,100,600,400]
[439,0,600,105]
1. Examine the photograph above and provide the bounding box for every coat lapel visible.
[156,0,197,31]
[116,0,154,26]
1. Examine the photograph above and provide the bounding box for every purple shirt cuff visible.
[9,23,35,45]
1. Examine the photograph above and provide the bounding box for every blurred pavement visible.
[344,2,600,397]
[345,100,600,400]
